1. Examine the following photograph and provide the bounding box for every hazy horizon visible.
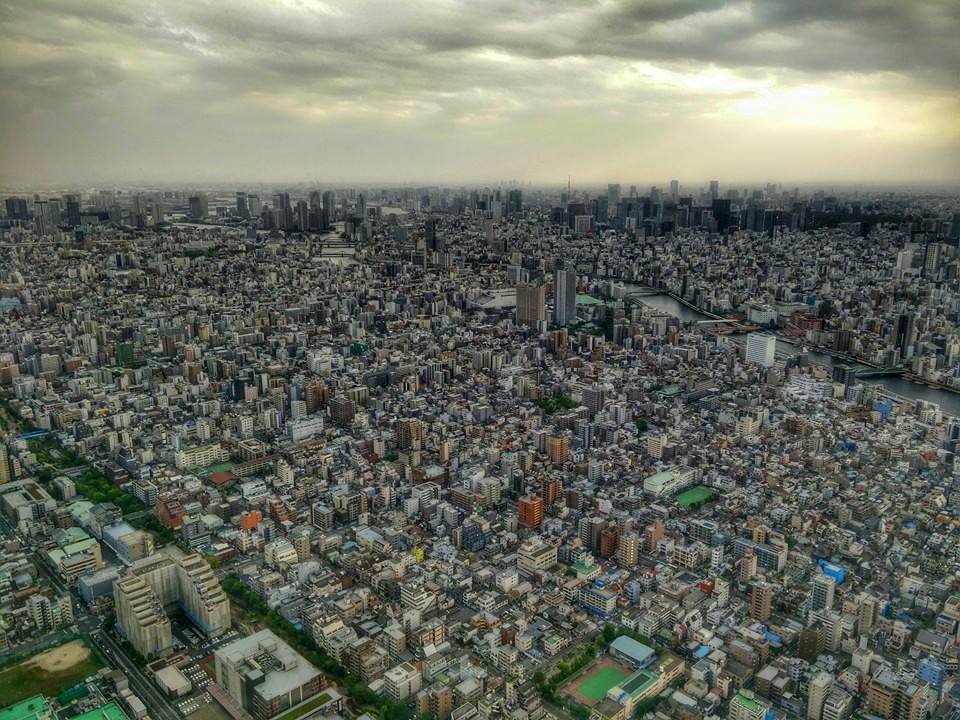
[2,0,958,187]
[4,179,960,197]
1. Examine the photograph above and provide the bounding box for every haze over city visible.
[1,0,959,187]
[4,4,960,720]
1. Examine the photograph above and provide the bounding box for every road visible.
[93,630,181,720]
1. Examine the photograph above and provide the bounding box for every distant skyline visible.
[1,0,958,187]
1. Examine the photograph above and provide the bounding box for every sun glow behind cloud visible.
[0,0,957,185]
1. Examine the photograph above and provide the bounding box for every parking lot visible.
[176,690,213,716]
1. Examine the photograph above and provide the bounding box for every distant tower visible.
[322,191,335,230]
[515,284,546,327]
[607,184,621,207]
[236,192,249,219]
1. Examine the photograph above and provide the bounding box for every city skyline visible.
[1,0,958,187]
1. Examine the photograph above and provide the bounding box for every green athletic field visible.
[577,666,629,701]
[675,485,716,508]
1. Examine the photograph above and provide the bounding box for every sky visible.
[1,0,958,188]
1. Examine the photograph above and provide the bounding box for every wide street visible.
[92,629,181,720]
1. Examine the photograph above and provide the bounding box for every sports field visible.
[0,639,103,705]
[564,657,633,706]
[675,485,716,508]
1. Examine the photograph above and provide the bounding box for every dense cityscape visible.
[0,181,959,720]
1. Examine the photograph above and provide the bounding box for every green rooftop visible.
[732,691,763,712]
[275,693,333,720]
[573,559,598,577]
[72,703,130,720]
[576,294,602,305]
[0,696,51,720]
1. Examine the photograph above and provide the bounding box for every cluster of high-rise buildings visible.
[0,181,959,720]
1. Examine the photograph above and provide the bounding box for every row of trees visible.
[532,631,608,702]
[532,625,663,711]
[221,574,412,720]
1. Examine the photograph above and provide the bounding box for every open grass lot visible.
[675,485,716,508]
[0,640,103,705]
[563,656,633,706]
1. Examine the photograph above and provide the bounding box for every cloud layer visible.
[1,0,958,186]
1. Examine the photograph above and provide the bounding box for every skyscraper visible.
[188,194,208,221]
[272,192,292,230]
[5,197,29,220]
[64,194,82,227]
[425,216,441,252]
[236,191,249,219]
[894,313,915,358]
[33,199,58,236]
[516,284,546,327]
[130,193,146,228]
[607,184,621,207]
[709,179,719,199]
[507,189,522,215]
[712,197,732,231]
[553,264,577,327]
[308,191,322,229]
[295,200,309,232]
[322,191,335,230]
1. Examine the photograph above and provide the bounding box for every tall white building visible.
[383,661,422,701]
[811,573,836,612]
[807,672,834,720]
[745,333,777,367]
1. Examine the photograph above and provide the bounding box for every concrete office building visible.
[115,551,230,656]
[384,662,422,702]
[215,630,324,720]
[745,333,777,367]
[516,284,546,327]
[114,574,173,657]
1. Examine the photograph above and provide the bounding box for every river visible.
[313,225,357,267]
[633,291,960,416]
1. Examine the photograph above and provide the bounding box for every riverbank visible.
[628,288,960,416]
